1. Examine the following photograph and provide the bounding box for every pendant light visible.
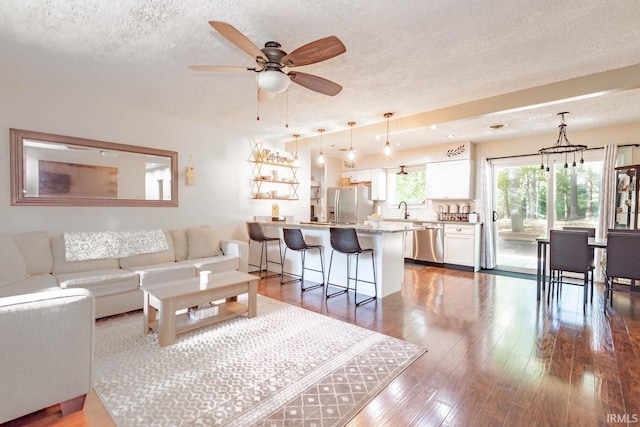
[347,121,356,161]
[383,112,393,158]
[292,134,300,167]
[538,112,586,172]
[317,128,325,165]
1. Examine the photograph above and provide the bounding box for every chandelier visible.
[538,112,586,172]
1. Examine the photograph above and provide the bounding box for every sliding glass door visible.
[492,156,603,273]
[493,162,548,272]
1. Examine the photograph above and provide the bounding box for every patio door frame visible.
[491,156,555,272]
[491,152,605,272]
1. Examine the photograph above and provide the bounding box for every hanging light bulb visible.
[383,112,393,159]
[292,134,300,167]
[317,128,325,165]
[347,121,356,161]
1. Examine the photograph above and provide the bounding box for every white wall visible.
[0,78,310,239]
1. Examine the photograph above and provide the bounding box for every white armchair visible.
[0,288,94,423]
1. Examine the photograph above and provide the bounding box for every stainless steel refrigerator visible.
[327,186,374,224]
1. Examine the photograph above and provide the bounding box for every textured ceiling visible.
[1,0,640,157]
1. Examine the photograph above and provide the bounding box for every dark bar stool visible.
[246,222,282,279]
[326,227,377,306]
[280,228,325,291]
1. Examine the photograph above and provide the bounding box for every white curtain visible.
[480,159,496,269]
[596,144,618,280]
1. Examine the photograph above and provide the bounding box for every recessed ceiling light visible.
[375,135,381,140]
[430,124,438,130]
[446,134,455,138]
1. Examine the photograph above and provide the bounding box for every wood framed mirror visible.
[10,129,178,207]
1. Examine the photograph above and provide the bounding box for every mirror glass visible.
[10,129,178,206]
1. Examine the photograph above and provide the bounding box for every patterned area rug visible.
[94,296,425,426]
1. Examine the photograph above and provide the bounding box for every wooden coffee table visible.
[141,270,259,347]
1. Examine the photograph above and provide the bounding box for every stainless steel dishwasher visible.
[412,223,444,263]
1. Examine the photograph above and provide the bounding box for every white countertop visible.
[258,221,425,234]
[377,218,483,225]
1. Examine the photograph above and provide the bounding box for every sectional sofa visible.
[0,225,249,423]
[0,225,249,318]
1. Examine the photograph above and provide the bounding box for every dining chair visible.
[548,229,591,308]
[562,226,596,302]
[607,228,640,233]
[604,232,640,308]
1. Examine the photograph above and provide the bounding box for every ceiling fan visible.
[189,21,346,100]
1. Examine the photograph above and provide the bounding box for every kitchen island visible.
[255,221,424,299]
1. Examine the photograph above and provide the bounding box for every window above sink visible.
[387,165,426,205]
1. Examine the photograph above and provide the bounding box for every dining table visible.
[536,236,607,301]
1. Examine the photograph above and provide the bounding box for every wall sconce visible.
[185,166,196,186]
[185,154,196,186]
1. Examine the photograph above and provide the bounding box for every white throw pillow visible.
[187,227,222,259]
[170,229,189,261]
[12,231,53,275]
[0,237,28,287]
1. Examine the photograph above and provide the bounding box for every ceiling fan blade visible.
[288,71,342,96]
[208,21,265,61]
[188,65,254,72]
[281,36,346,67]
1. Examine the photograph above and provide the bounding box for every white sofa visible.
[0,226,249,318]
[0,288,94,424]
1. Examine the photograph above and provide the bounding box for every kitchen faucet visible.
[398,201,409,219]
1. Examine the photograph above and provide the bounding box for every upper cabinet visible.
[342,169,371,184]
[340,168,387,200]
[370,169,387,201]
[425,160,475,200]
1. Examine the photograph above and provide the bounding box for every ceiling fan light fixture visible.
[258,70,290,94]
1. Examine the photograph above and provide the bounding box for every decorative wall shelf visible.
[249,141,299,200]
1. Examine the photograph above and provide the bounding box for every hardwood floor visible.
[5,265,640,426]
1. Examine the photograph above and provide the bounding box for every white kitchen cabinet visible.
[443,223,481,271]
[370,168,387,200]
[404,228,414,258]
[425,160,474,199]
[342,169,371,184]
[341,168,387,200]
